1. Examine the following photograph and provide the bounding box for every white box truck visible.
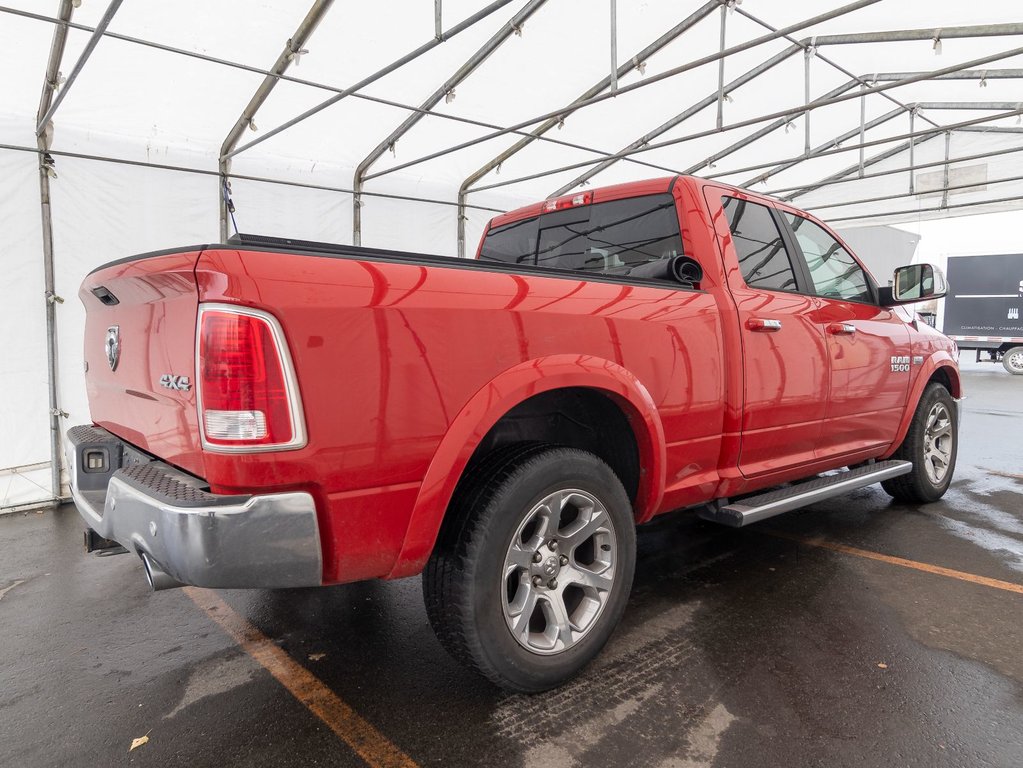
[943,253,1023,374]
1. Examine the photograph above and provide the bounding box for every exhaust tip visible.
[139,552,183,591]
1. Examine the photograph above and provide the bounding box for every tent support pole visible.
[725,79,1018,187]
[367,0,889,183]
[716,4,726,129]
[471,100,1022,197]
[610,0,618,93]
[217,0,335,242]
[804,171,1023,212]
[804,47,813,155]
[741,105,906,188]
[687,70,1015,182]
[454,0,718,257]
[35,0,75,505]
[942,131,952,209]
[909,108,917,194]
[762,145,1023,196]
[859,85,866,176]
[353,0,548,246]
[227,0,515,162]
[550,43,803,196]
[547,26,1023,195]
[36,0,123,135]
[783,137,939,202]
[816,192,1023,223]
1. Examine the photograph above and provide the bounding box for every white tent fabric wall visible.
[1,0,1022,508]
[1,144,51,508]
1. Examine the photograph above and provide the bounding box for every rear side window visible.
[479,194,683,276]
[478,215,539,264]
[782,213,872,303]
[721,196,798,292]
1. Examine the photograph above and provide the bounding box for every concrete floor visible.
[2,361,1021,767]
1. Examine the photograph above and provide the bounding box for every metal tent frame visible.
[7,0,1023,508]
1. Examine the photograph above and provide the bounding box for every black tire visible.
[881,382,958,503]
[1002,346,1023,375]
[423,444,636,693]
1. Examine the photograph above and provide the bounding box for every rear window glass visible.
[479,193,683,276]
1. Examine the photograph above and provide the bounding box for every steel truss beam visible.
[739,101,1022,190]
[454,0,718,256]
[552,24,1023,196]
[352,0,548,245]
[35,0,75,504]
[9,3,698,243]
[804,172,1023,212]
[781,113,1023,203]
[470,85,1023,196]
[218,0,334,241]
[0,142,505,214]
[822,193,1023,223]
[734,4,944,156]
[547,44,799,197]
[227,0,516,160]
[5,3,687,189]
[365,0,886,182]
[762,145,1023,196]
[689,70,1023,177]
[36,0,123,136]
[700,109,1023,191]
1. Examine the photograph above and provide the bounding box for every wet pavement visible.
[2,361,1021,767]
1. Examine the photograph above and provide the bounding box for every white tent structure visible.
[2,0,1022,510]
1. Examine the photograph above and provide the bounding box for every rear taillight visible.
[197,306,306,451]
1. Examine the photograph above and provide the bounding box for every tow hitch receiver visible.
[84,528,127,556]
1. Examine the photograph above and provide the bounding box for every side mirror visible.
[879,263,948,306]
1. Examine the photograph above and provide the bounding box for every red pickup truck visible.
[68,175,960,691]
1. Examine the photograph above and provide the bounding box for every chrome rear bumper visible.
[66,425,322,590]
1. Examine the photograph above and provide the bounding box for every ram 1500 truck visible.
[67,175,960,691]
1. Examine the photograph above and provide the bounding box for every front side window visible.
[721,196,798,292]
[479,194,684,277]
[783,213,872,303]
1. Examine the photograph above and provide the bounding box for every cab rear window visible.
[479,193,683,276]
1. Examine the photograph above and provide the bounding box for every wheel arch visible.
[387,355,665,578]
[882,354,960,460]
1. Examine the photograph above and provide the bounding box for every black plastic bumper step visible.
[700,460,912,528]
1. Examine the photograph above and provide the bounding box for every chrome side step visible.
[700,460,913,528]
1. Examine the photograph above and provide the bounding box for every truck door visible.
[706,190,830,477]
[778,212,911,457]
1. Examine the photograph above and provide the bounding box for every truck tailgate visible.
[79,249,206,478]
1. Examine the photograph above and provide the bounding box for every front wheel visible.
[881,382,958,503]
[423,445,636,692]
[1002,346,1023,375]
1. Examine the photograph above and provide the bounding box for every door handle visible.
[747,318,782,332]
[827,322,856,335]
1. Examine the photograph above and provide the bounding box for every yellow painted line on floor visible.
[988,469,1023,481]
[766,531,1023,596]
[183,587,419,768]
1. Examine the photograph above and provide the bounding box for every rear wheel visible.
[881,383,958,503]
[1002,346,1023,375]
[423,445,636,692]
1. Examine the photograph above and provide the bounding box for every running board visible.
[700,460,913,528]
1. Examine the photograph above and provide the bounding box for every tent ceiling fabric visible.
[1,0,1021,226]
[1,0,1022,506]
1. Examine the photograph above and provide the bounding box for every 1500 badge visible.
[890,355,910,373]
[160,374,191,391]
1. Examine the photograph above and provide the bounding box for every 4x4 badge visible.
[105,326,120,371]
